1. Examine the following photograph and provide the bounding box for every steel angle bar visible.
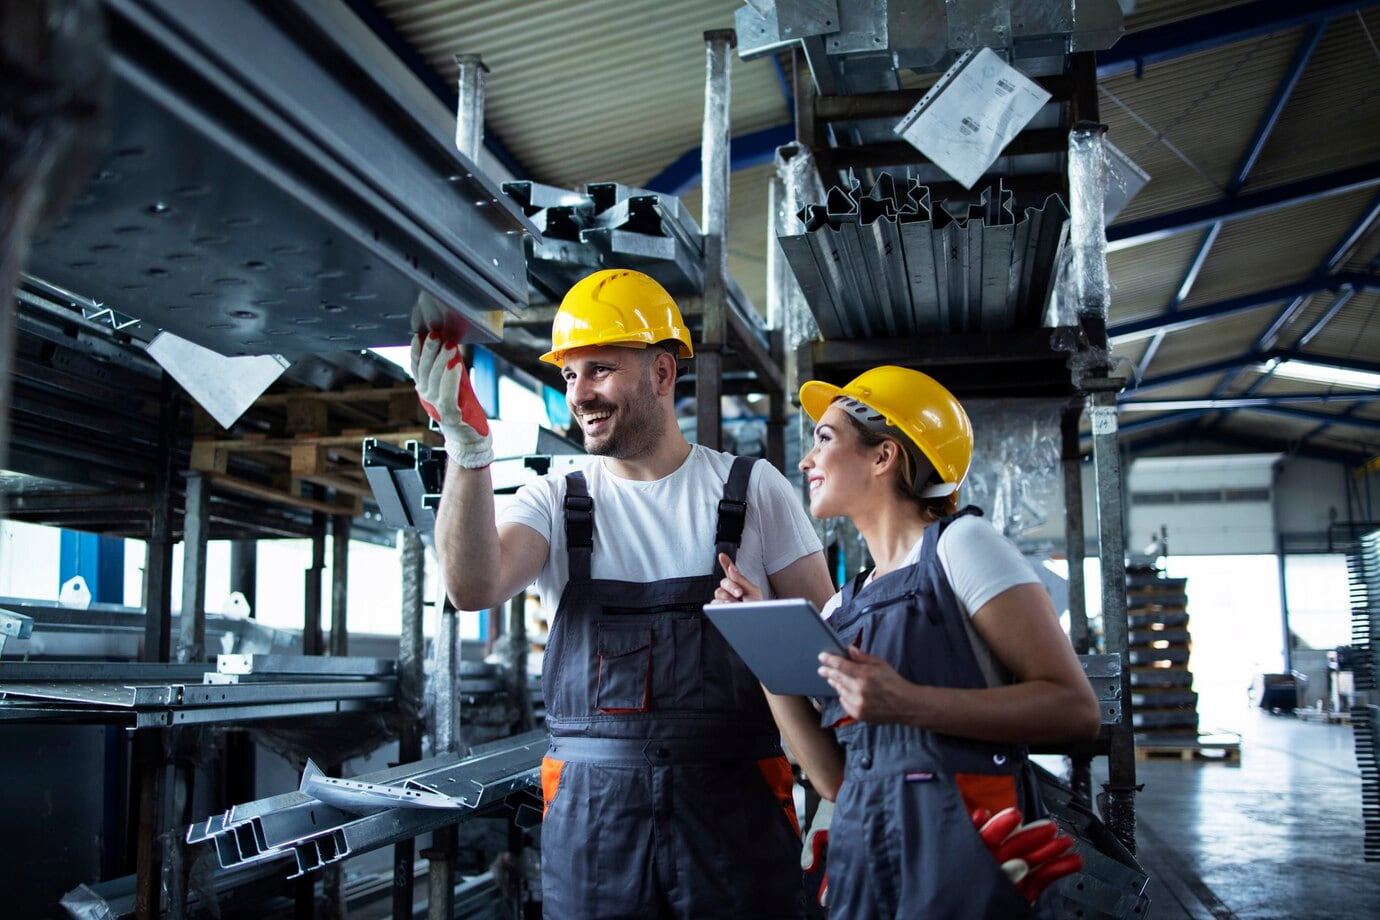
[1021,198,1070,327]
[931,223,956,333]
[158,696,389,728]
[980,222,1016,330]
[813,227,862,338]
[178,679,395,706]
[0,682,171,707]
[777,235,848,339]
[858,198,909,336]
[964,219,985,332]
[216,654,395,677]
[835,222,880,337]
[502,180,590,216]
[0,661,208,682]
[898,221,939,334]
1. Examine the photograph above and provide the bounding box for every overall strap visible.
[563,471,594,582]
[714,456,757,565]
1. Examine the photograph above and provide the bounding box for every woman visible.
[714,366,1102,919]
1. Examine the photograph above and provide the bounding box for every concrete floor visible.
[1101,709,1379,920]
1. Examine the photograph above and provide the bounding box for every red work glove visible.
[410,332,493,469]
[971,806,1083,903]
[801,798,832,908]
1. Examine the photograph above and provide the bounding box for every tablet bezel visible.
[703,598,848,697]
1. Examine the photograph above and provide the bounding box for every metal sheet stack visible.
[777,172,1069,339]
[504,180,765,346]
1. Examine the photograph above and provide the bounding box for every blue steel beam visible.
[1109,274,1379,339]
[645,124,796,196]
[1133,23,1323,381]
[1107,161,1380,250]
[1277,348,1380,377]
[1133,354,1270,393]
[1096,0,1378,79]
[1248,405,1380,433]
[1297,288,1359,348]
[1122,392,1376,411]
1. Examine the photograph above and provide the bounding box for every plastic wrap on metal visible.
[23,0,536,357]
[1347,530,1380,861]
[779,171,1068,339]
[963,397,1063,538]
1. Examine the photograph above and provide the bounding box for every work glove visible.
[410,332,493,469]
[802,798,832,907]
[971,806,1083,903]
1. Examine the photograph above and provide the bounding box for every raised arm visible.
[412,333,547,611]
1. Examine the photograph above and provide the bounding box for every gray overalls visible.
[819,508,1056,919]
[539,458,805,920]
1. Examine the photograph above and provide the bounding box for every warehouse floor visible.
[1101,708,1378,919]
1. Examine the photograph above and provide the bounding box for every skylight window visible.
[1254,358,1380,391]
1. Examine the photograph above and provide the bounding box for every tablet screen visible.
[703,598,848,697]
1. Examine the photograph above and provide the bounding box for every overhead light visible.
[1254,358,1380,391]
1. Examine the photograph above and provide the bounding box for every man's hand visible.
[410,333,493,469]
[711,552,764,603]
[817,646,917,723]
[970,806,1083,903]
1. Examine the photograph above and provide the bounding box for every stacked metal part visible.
[503,180,767,346]
[186,731,547,879]
[778,172,1069,339]
[736,0,1125,71]
[1348,529,1380,861]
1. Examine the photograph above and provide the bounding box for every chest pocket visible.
[594,622,652,712]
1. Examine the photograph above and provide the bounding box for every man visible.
[411,268,836,919]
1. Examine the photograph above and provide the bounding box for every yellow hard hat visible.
[539,269,694,366]
[799,366,973,497]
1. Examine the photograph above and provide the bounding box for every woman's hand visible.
[818,646,920,724]
[711,552,764,604]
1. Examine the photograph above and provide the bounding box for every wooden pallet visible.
[1135,733,1241,763]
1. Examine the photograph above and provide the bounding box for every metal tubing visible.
[697,29,735,451]
[177,471,209,664]
[303,510,326,656]
[453,53,487,162]
[1090,389,1136,853]
[433,594,460,755]
[1062,410,1089,654]
[329,514,350,656]
[143,373,177,664]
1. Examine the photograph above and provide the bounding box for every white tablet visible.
[703,598,848,697]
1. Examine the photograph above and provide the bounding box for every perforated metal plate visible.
[26,0,535,357]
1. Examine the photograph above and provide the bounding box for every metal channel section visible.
[187,731,548,879]
[779,173,1068,340]
[24,0,535,357]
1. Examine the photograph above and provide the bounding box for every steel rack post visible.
[177,471,209,664]
[697,29,735,450]
[330,513,350,657]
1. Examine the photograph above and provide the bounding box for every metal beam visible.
[1122,392,1377,411]
[645,123,796,196]
[1277,348,1380,377]
[1096,0,1376,79]
[1244,405,1380,434]
[1133,354,1269,393]
[1107,161,1380,250]
[338,0,529,181]
[1110,275,1378,340]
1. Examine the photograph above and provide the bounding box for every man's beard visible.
[580,369,665,459]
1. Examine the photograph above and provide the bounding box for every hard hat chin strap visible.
[837,396,952,500]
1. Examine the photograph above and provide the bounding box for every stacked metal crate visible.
[1125,565,1199,741]
[1347,529,1379,861]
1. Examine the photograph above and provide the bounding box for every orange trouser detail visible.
[757,755,801,837]
[541,756,565,820]
[955,772,1018,819]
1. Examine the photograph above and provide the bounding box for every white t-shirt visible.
[821,514,1039,620]
[500,445,823,612]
